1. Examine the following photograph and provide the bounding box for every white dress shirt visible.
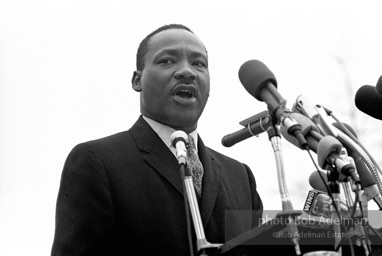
[142,116,198,159]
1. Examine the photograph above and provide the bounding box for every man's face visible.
[133,29,210,133]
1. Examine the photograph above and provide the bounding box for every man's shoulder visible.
[67,130,134,158]
[85,130,132,147]
[205,146,245,167]
[74,116,148,152]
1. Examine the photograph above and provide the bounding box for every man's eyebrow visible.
[155,48,178,56]
[154,48,208,59]
[189,51,208,59]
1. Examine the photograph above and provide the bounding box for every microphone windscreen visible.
[170,130,188,147]
[238,60,277,101]
[355,85,382,120]
[309,170,329,193]
[376,75,382,94]
[317,136,343,169]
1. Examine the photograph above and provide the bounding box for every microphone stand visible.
[327,153,371,256]
[351,187,371,256]
[326,169,343,251]
[267,124,302,256]
[179,162,195,256]
[340,171,371,255]
[179,159,222,256]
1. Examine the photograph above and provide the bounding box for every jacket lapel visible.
[197,136,222,228]
[130,117,222,226]
[130,116,184,195]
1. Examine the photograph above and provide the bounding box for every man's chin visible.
[166,116,199,132]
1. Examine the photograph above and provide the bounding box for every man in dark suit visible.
[51,24,263,256]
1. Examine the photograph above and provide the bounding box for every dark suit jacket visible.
[51,116,263,256]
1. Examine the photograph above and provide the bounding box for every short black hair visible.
[135,24,194,71]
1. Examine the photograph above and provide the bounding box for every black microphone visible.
[309,170,330,192]
[376,75,382,94]
[170,131,188,165]
[355,85,382,120]
[238,60,288,120]
[309,169,350,192]
[221,110,272,147]
[238,59,307,147]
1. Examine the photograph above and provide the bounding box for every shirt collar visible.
[142,116,198,154]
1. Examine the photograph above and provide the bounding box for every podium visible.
[217,216,382,256]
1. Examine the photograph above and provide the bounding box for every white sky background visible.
[1,0,382,255]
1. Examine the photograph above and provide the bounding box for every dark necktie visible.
[187,135,204,196]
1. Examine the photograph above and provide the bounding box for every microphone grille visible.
[238,59,277,101]
[309,170,328,192]
[317,136,343,169]
[170,131,188,147]
[355,85,382,120]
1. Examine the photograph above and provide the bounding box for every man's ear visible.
[132,71,142,92]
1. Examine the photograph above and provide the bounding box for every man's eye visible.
[158,58,174,64]
[194,61,207,68]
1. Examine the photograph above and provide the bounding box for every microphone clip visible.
[239,110,274,135]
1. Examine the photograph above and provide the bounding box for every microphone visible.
[292,95,338,137]
[280,112,323,152]
[315,136,373,255]
[303,189,350,219]
[238,59,307,147]
[238,60,303,255]
[331,123,374,187]
[355,85,382,120]
[309,170,330,192]
[295,93,382,208]
[221,110,273,147]
[375,75,382,94]
[171,131,189,165]
[171,131,222,254]
[303,189,332,219]
[317,136,361,184]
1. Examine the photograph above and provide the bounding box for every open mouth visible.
[172,84,197,104]
[176,89,194,98]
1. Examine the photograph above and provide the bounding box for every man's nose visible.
[174,63,197,81]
